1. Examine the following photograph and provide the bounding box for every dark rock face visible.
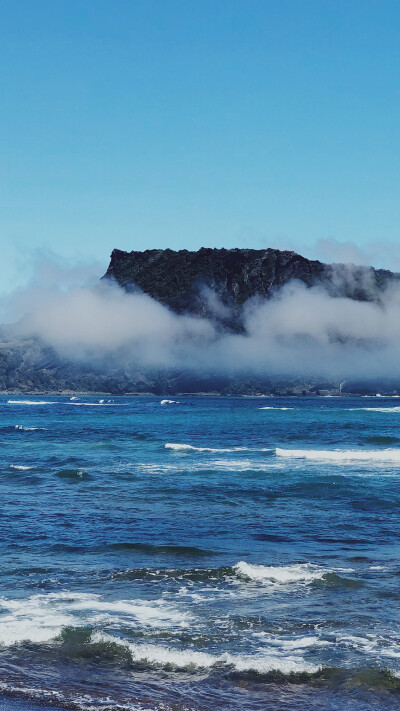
[104,247,325,314]
[103,247,398,324]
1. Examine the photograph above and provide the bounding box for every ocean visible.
[0,394,399,710]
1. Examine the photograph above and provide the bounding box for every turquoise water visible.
[0,395,400,710]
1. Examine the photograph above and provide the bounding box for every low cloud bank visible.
[2,255,400,382]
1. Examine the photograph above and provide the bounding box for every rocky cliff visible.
[104,247,398,326]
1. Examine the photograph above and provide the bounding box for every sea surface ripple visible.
[0,395,399,710]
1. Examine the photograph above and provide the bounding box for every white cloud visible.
[3,253,400,383]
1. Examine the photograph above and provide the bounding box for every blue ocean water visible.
[0,395,400,710]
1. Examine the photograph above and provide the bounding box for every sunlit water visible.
[0,395,400,710]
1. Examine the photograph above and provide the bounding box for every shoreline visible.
[0,391,392,397]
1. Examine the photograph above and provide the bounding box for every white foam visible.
[276,447,400,463]
[138,463,181,474]
[375,394,400,398]
[234,561,327,585]
[91,632,319,674]
[211,458,254,469]
[255,633,329,650]
[69,597,190,628]
[160,399,179,405]
[259,406,294,410]
[227,652,319,675]
[95,633,217,668]
[351,406,400,413]
[9,465,35,471]
[165,443,273,453]
[335,632,399,658]
[7,400,56,405]
[0,592,322,678]
[0,594,77,645]
[0,592,188,647]
[365,407,400,413]
[166,443,250,453]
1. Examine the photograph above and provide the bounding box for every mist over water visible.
[2,255,400,383]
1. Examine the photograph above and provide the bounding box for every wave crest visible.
[276,447,400,463]
[234,561,327,585]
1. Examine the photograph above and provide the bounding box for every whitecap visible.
[259,406,294,410]
[375,394,400,398]
[91,632,319,674]
[165,443,272,453]
[254,632,330,650]
[0,591,188,647]
[160,399,179,405]
[166,443,249,453]
[0,592,322,677]
[9,465,35,471]
[335,632,400,658]
[226,651,319,675]
[7,400,56,405]
[276,447,400,463]
[234,561,327,585]
[0,593,77,645]
[350,406,400,413]
[69,596,190,628]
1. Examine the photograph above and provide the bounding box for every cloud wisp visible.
[2,254,400,383]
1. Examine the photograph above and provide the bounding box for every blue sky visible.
[1,0,400,293]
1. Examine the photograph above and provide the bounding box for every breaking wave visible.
[166,443,248,453]
[7,400,57,405]
[352,407,400,413]
[9,465,35,471]
[0,591,189,647]
[90,631,320,674]
[165,443,273,453]
[259,406,294,410]
[276,447,400,463]
[234,561,328,585]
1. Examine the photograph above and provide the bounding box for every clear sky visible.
[1,0,400,293]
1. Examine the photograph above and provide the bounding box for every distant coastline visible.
[0,390,393,398]
[2,247,400,397]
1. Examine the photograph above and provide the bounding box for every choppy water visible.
[0,395,400,710]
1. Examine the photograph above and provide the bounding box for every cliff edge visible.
[103,247,398,324]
